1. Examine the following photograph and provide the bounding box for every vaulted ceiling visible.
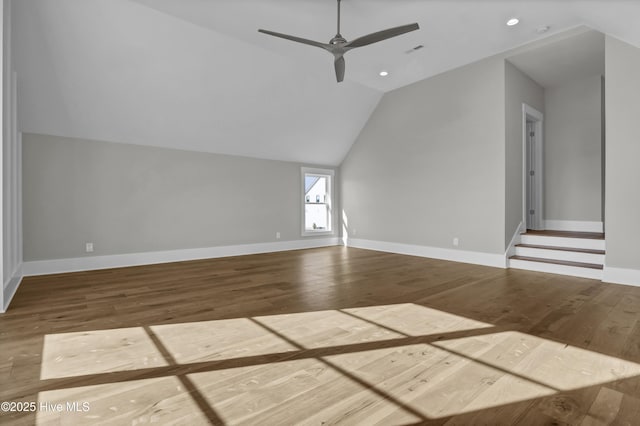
[13,0,640,165]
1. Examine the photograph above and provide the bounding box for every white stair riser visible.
[520,235,605,251]
[509,259,603,280]
[515,247,604,265]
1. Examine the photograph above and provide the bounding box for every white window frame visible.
[301,167,335,237]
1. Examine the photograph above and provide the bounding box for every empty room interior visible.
[2,0,640,424]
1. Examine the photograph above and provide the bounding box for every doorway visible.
[522,104,544,231]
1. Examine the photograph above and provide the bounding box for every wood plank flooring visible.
[2,246,640,425]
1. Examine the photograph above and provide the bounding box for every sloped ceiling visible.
[13,0,640,165]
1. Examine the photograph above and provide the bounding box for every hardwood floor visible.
[2,246,640,425]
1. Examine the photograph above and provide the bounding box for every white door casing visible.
[522,104,544,231]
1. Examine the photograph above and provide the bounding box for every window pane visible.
[305,204,328,230]
[305,176,327,203]
[305,176,320,194]
[302,169,332,234]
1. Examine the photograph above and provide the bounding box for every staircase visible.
[508,230,605,280]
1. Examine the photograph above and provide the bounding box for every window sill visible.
[302,230,335,237]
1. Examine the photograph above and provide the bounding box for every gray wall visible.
[504,61,544,245]
[23,133,335,261]
[544,74,603,222]
[341,56,506,255]
[604,36,640,270]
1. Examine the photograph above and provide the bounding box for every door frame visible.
[522,104,544,231]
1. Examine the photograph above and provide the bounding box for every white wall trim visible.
[506,221,523,258]
[1,0,22,314]
[23,238,340,277]
[0,0,5,313]
[345,238,506,269]
[603,266,640,287]
[522,103,544,231]
[544,220,603,233]
[2,263,22,313]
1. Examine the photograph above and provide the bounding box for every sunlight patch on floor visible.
[40,327,167,380]
[253,309,404,349]
[150,317,298,364]
[433,331,640,391]
[325,343,555,419]
[188,358,422,425]
[37,304,640,423]
[37,377,206,425]
[342,303,493,336]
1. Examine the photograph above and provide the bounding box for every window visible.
[301,168,334,235]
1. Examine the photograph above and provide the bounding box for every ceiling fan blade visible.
[258,29,330,51]
[334,56,345,83]
[346,23,420,49]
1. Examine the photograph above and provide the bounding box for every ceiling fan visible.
[258,0,420,83]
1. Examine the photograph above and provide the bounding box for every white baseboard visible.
[23,238,340,277]
[544,220,603,233]
[603,266,640,287]
[346,238,506,268]
[2,264,23,313]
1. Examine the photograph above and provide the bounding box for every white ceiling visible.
[13,1,640,165]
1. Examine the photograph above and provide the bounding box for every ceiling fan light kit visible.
[258,0,419,83]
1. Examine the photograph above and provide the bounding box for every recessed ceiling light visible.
[379,71,389,77]
[537,25,550,34]
[506,18,520,26]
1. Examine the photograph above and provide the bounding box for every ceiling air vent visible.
[405,45,424,54]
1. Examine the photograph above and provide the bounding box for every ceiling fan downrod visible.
[331,0,347,45]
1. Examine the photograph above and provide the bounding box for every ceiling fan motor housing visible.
[330,35,347,45]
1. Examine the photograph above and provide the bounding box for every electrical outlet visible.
[276,232,281,239]
[85,242,94,253]
[453,237,459,247]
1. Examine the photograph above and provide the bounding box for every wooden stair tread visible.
[522,230,605,240]
[509,255,603,270]
[515,244,605,255]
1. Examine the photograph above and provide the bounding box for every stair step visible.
[509,256,604,280]
[520,234,605,251]
[523,230,605,239]
[514,245,604,265]
[509,256,603,270]
[511,230,606,280]
[515,244,605,255]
